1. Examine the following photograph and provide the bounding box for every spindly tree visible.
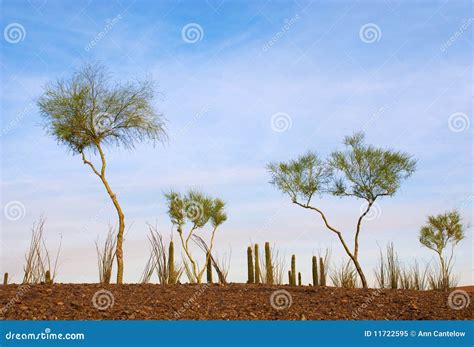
[165,191,227,283]
[38,63,166,283]
[267,132,416,288]
[419,210,465,290]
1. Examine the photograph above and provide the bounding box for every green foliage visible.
[268,132,416,204]
[38,62,166,154]
[254,244,260,284]
[264,242,274,285]
[312,256,319,286]
[247,246,254,284]
[419,210,464,291]
[165,190,227,283]
[419,210,464,254]
[165,191,227,230]
[330,132,417,201]
[267,152,332,203]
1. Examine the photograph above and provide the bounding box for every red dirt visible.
[1,284,472,320]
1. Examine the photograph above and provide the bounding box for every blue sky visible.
[1,0,472,285]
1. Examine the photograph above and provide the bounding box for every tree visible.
[38,63,166,283]
[267,132,416,288]
[419,210,465,290]
[165,191,227,284]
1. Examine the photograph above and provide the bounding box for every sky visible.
[0,0,472,285]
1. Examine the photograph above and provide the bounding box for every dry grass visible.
[141,225,182,284]
[22,217,61,284]
[95,226,116,284]
[258,244,286,285]
[330,260,358,288]
[193,235,231,284]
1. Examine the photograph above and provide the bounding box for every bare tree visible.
[268,132,416,288]
[38,63,166,283]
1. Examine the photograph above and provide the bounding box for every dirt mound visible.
[1,284,472,320]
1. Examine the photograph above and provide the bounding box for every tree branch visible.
[80,151,101,177]
[354,198,374,259]
[293,200,356,260]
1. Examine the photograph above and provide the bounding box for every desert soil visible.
[1,284,472,320]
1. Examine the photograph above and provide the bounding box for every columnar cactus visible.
[319,257,326,286]
[290,254,296,286]
[254,244,260,284]
[298,272,302,286]
[207,252,213,284]
[312,256,319,286]
[168,240,175,284]
[45,270,52,284]
[265,242,273,284]
[3,272,8,285]
[288,270,292,285]
[247,246,254,284]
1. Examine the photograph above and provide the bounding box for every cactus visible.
[264,242,273,284]
[290,254,296,286]
[288,270,292,285]
[206,252,213,283]
[298,272,302,286]
[254,244,260,284]
[319,257,326,286]
[247,246,254,283]
[3,272,8,285]
[45,270,52,284]
[168,240,176,284]
[312,256,319,286]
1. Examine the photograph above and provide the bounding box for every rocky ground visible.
[1,283,472,320]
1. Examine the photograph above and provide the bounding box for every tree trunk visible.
[81,147,125,284]
[351,256,368,289]
[99,175,125,284]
